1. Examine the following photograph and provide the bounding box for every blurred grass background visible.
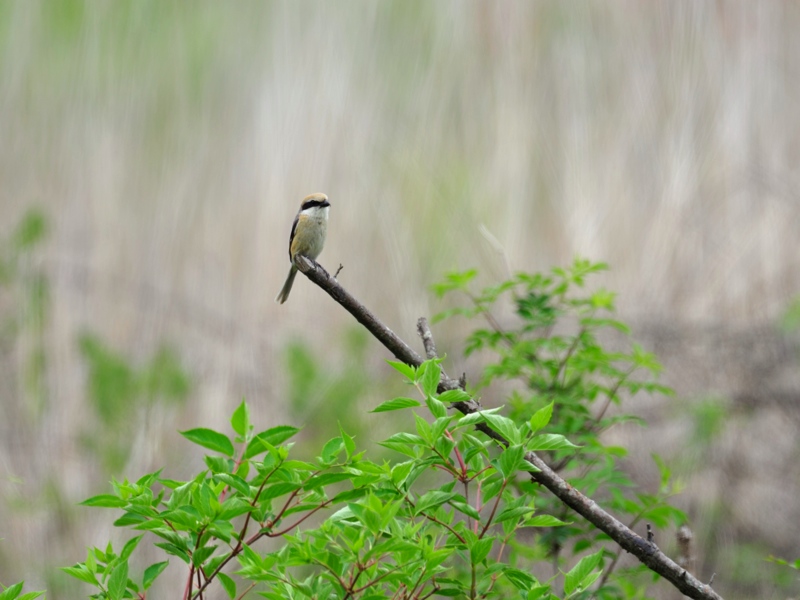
[1,1,800,598]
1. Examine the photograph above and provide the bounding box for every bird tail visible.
[275,266,298,304]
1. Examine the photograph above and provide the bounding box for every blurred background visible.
[1,1,800,598]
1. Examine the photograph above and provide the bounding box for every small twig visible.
[677,524,696,575]
[417,317,438,359]
[647,523,655,544]
[708,573,715,586]
[334,263,344,278]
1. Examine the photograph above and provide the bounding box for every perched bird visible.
[275,193,330,304]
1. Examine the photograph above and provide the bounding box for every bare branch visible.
[297,258,724,600]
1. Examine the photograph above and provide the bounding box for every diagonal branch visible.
[295,257,723,600]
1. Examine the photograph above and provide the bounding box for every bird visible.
[275,193,331,304]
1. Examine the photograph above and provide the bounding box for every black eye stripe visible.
[301,199,330,210]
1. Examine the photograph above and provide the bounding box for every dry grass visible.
[1,2,799,597]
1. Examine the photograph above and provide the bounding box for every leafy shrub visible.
[60,260,686,599]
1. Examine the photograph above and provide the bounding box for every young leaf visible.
[482,413,521,445]
[496,444,525,479]
[439,389,472,404]
[339,423,356,457]
[244,425,300,458]
[371,397,421,413]
[214,473,250,496]
[418,359,442,397]
[180,428,234,457]
[61,565,99,586]
[426,395,447,419]
[386,359,416,381]
[457,407,503,427]
[469,536,494,565]
[120,535,144,560]
[564,550,603,595]
[231,400,250,438]
[107,560,129,600]
[217,572,237,599]
[79,494,128,508]
[527,433,579,452]
[320,437,345,464]
[528,402,554,432]
[142,561,169,590]
[415,490,457,515]
[525,514,568,527]
[0,583,23,600]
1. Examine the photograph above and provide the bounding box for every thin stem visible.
[479,479,508,537]
[235,582,257,600]
[354,560,423,593]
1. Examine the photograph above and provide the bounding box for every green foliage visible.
[0,208,50,416]
[64,261,688,598]
[433,258,686,597]
[0,581,45,600]
[780,296,800,332]
[68,386,569,599]
[79,334,191,472]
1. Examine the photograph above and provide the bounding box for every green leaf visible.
[304,472,353,490]
[120,535,144,560]
[61,565,99,585]
[217,572,237,599]
[339,423,356,457]
[525,514,568,527]
[244,425,300,459]
[528,402,554,432]
[371,397,421,413]
[320,437,345,463]
[496,444,525,479]
[180,428,234,457]
[527,434,579,452]
[386,360,416,381]
[564,550,603,595]
[143,561,169,590]
[261,482,301,500]
[192,545,217,567]
[457,407,503,426]
[483,413,521,445]
[114,512,147,527]
[218,497,254,520]
[652,453,671,491]
[107,560,128,600]
[419,359,442,396]
[390,461,414,487]
[231,400,250,438]
[79,494,128,508]
[431,269,478,297]
[494,505,535,524]
[470,536,494,564]
[425,395,447,419]
[379,432,425,457]
[439,389,472,404]
[0,583,23,600]
[414,413,434,445]
[502,567,538,590]
[415,491,457,515]
[451,500,481,521]
[214,473,250,496]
